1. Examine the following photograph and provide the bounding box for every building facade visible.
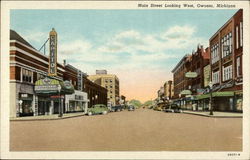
[10,29,107,118]
[163,80,174,99]
[171,54,191,99]
[88,70,119,105]
[209,9,243,111]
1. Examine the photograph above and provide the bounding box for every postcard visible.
[1,0,250,159]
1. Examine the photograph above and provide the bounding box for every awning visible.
[35,77,74,95]
[194,91,235,100]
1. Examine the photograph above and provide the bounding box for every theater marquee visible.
[48,28,57,76]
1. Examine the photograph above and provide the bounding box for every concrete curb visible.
[10,114,86,121]
[182,112,243,118]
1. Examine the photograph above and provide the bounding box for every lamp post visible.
[58,85,62,117]
[209,81,213,115]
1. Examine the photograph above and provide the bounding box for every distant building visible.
[88,71,119,105]
[163,80,174,99]
[171,54,191,99]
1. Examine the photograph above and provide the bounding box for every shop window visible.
[22,68,32,83]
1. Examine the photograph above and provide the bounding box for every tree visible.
[129,99,142,108]
[143,100,153,107]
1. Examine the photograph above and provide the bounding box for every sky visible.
[10,9,238,103]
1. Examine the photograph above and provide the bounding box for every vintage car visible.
[128,105,135,111]
[165,104,182,113]
[87,104,108,116]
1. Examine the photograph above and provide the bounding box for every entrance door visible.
[54,101,59,114]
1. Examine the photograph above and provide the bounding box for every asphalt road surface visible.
[10,108,242,151]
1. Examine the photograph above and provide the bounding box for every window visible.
[212,71,220,84]
[110,90,113,93]
[22,68,32,83]
[105,79,108,83]
[236,26,239,49]
[223,65,232,81]
[110,85,113,88]
[221,32,232,58]
[211,43,219,64]
[110,79,113,83]
[237,57,242,77]
[37,73,44,80]
[110,95,113,99]
[240,22,243,47]
[105,86,108,89]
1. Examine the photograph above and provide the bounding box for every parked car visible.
[111,105,122,112]
[165,104,182,113]
[128,105,135,111]
[87,104,108,116]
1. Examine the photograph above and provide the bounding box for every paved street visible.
[10,108,242,151]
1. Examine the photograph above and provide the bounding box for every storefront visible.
[65,90,89,114]
[18,93,34,116]
[194,91,238,112]
[34,77,74,116]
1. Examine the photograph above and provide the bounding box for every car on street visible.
[87,104,108,116]
[110,105,123,112]
[128,105,135,111]
[165,104,182,113]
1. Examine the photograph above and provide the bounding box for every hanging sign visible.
[48,28,57,76]
[185,72,198,78]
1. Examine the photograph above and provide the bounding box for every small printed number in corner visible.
[227,153,240,156]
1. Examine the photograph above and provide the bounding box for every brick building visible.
[9,29,107,118]
[209,9,243,111]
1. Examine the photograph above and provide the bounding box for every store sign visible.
[21,94,28,98]
[35,85,59,91]
[185,72,198,78]
[51,95,64,99]
[64,81,72,89]
[180,90,192,95]
[77,70,82,91]
[48,28,57,76]
[203,65,210,87]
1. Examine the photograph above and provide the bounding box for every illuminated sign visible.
[48,28,57,76]
[77,70,82,91]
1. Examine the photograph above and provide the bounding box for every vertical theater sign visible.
[49,28,57,76]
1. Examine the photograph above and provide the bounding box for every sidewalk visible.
[10,112,86,121]
[182,110,242,118]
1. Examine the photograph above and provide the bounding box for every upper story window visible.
[221,32,232,58]
[211,43,219,64]
[236,26,239,49]
[236,57,242,77]
[37,73,45,81]
[212,71,220,84]
[222,65,232,81]
[240,21,243,47]
[110,79,113,83]
[22,68,33,83]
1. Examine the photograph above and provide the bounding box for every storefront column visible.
[50,100,54,115]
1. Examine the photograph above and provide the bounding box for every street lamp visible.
[209,81,213,115]
[58,85,62,117]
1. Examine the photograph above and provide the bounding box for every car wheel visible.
[88,112,92,116]
[102,111,107,115]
